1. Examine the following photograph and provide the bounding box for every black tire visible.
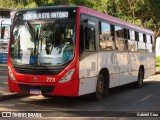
[135,68,144,88]
[92,74,105,101]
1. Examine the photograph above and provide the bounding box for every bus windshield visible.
[11,20,75,66]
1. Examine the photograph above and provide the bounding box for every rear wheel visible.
[135,68,144,88]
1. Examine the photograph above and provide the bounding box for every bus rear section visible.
[8,6,81,97]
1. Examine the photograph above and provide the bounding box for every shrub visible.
[156,56,160,67]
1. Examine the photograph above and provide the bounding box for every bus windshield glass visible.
[11,10,76,66]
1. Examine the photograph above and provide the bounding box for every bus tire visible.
[92,74,105,101]
[135,68,144,88]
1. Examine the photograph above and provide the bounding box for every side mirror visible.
[1,26,5,39]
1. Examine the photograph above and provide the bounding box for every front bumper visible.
[8,78,79,97]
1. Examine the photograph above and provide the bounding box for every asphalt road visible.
[0,70,160,119]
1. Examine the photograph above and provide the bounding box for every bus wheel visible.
[135,68,144,88]
[92,74,105,101]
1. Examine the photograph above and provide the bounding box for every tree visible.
[136,0,160,49]
[92,0,109,14]
[116,0,144,24]
[147,0,160,48]
[0,0,30,9]
[107,0,124,18]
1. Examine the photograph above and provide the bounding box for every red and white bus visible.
[8,6,155,100]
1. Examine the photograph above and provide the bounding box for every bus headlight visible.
[8,66,16,81]
[59,69,75,83]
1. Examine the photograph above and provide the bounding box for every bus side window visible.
[115,26,125,51]
[84,27,95,51]
[99,22,115,50]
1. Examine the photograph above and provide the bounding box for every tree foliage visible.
[146,0,160,46]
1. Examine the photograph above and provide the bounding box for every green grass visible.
[156,56,160,62]
[156,63,160,67]
[156,56,160,68]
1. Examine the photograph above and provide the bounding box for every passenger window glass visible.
[84,27,95,51]
[128,40,137,51]
[138,42,146,52]
[115,26,124,38]
[99,22,115,50]
[129,30,135,40]
[101,22,111,36]
[124,29,128,39]
[146,35,151,43]
[139,33,143,42]
[115,26,126,51]
[135,32,139,41]
[143,34,146,43]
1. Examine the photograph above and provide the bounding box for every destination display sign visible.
[15,8,77,21]
[23,12,69,20]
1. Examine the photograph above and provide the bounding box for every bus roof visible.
[78,6,153,35]
[16,6,153,35]
[17,6,77,12]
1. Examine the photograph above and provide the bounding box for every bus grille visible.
[18,84,55,94]
[14,68,62,75]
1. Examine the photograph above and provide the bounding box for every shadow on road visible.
[0,94,30,102]
[10,80,160,109]
[1,75,160,117]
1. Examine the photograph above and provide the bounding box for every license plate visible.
[30,89,41,95]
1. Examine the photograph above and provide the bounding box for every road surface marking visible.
[140,94,152,102]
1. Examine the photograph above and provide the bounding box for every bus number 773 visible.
[46,77,55,83]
